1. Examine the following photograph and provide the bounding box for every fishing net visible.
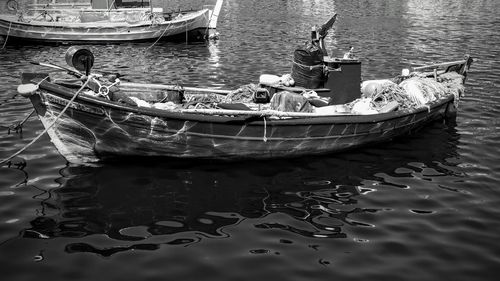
[183,93,226,109]
[224,83,261,103]
[270,91,314,113]
[437,72,465,106]
[399,78,444,106]
[371,83,420,110]
[182,84,266,109]
[350,72,465,114]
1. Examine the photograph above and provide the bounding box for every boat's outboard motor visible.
[65,46,94,76]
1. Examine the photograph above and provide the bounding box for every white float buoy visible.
[17,83,39,97]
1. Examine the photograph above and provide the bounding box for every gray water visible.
[1,0,500,280]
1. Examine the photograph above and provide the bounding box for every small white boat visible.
[0,0,223,44]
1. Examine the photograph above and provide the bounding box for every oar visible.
[30,61,83,77]
[30,62,226,95]
[411,59,468,71]
[120,82,233,95]
[30,61,123,79]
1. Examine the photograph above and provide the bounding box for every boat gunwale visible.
[36,79,455,126]
[0,9,209,29]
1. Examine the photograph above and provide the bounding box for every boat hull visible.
[28,82,456,164]
[0,9,211,43]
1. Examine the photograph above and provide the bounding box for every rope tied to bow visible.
[0,75,94,166]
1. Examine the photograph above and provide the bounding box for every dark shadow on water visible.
[20,122,462,257]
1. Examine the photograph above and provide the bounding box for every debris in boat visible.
[281,74,295,87]
[259,74,281,85]
[314,104,350,115]
[270,91,314,113]
[361,79,396,98]
[217,103,252,111]
[343,46,355,59]
[70,71,466,117]
[350,98,379,115]
[356,81,416,112]
[354,71,466,114]
[44,50,467,118]
[225,84,263,103]
[399,77,448,106]
[291,42,325,89]
[47,65,467,118]
[129,97,153,108]
[259,74,295,87]
[301,90,329,107]
[378,100,400,113]
[184,93,226,109]
[434,72,466,106]
[153,102,178,111]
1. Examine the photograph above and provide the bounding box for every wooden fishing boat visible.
[15,15,473,164]
[0,0,223,43]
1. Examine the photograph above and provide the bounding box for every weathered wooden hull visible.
[0,9,211,43]
[27,81,457,164]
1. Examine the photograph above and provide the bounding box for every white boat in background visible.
[0,0,223,44]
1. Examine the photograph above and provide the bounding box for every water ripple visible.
[1,0,500,280]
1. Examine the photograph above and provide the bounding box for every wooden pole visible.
[412,59,467,71]
[179,108,351,118]
[120,82,232,95]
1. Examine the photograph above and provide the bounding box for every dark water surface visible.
[1,0,500,280]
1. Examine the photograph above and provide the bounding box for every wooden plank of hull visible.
[0,9,210,43]
[30,85,454,164]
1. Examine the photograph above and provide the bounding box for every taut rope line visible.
[145,20,172,50]
[1,21,12,49]
[0,76,93,166]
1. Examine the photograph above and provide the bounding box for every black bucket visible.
[291,43,324,89]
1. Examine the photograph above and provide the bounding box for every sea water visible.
[0,0,499,280]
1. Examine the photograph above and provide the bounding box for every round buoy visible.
[6,0,18,11]
[17,83,39,97]
[65,46,94,74]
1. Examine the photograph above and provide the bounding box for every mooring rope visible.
[0,76,93,166]
[107,0,116,12]
[1,76,50,134]
[145,19,173,50]
[262,117,268,142]
[1,21,12,50]
[1,109,35,135]
[203,10,212,39]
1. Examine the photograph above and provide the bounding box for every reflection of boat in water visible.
[21,127,461,256]
[0,0,223,43]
